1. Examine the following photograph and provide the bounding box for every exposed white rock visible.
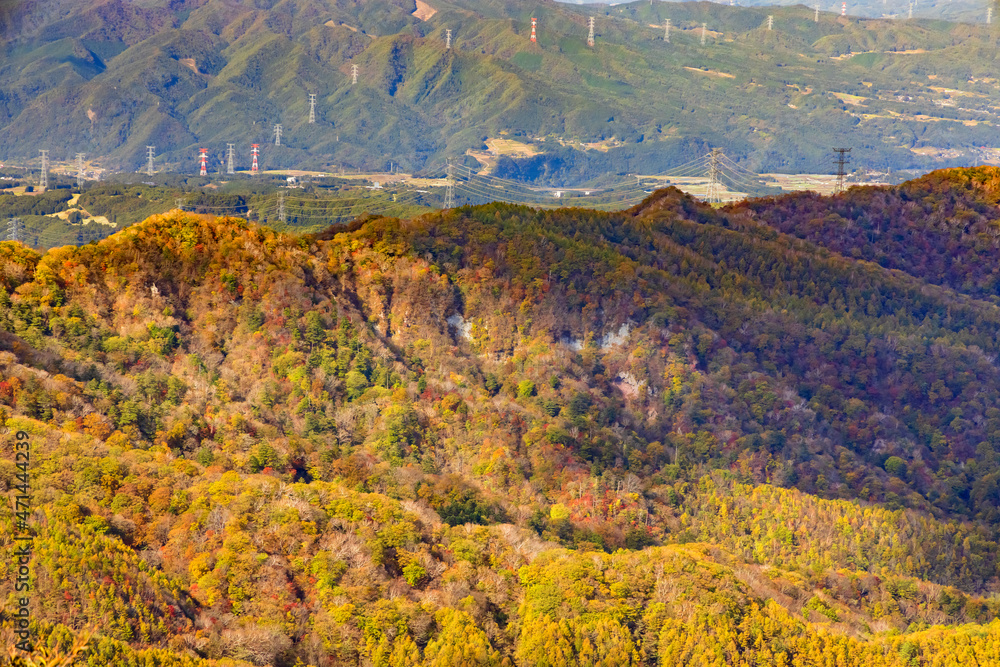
[447,314,473,341]
[615,371,645,399]
[600,323,631,350]
[560,323,632,352]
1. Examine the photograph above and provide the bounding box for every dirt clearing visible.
[413,1,437,21]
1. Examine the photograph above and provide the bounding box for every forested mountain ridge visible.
[5,0,1000,176]
[736,165,1000,302]
[5,168,1000,664]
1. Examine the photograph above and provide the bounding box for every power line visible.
[281,193,425,211]
[449,152,717,199]
[451,152,714,185]
[443,149,761,206]
[276,200,425,222]
[282,190,424,204]
[450,171,641,207]
[716,153,763,178]
[454,179,653,210]
[148,150,763,231]
[23,221,115,249]
[268,191,429,225]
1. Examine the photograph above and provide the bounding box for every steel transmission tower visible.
[588,17,595,47]
[199,148,208,176]
[146,146,155,176]
[664,19,671,42]
[76,153,85,190]
[443,161,455,209]
[989,7,993,23]
[706,149,723,203]
[251,144,260,174]
[7,217,22,243]
[309,94,316,123]
[446,29,452,49]
[39,150,48,190]
[274,124,282,146]
[227,144,235,174]
[815,4,820,21]
[701,23,708,45]
[278,190,286,222]
[530,17,537,43]
[767,15,774,30]
[351,65,359,85]
[833,147,852,194]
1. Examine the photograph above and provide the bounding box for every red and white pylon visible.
[251,144,259,174]
[841,2,846,15]
[530,17,537,43]
[198,148,208,176]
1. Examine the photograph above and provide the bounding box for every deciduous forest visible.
[6,167,1000,665]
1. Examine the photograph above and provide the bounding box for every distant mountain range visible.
[563,0,992,23]
[2,0,1000,181]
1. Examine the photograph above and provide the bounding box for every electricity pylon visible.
[833,147,852,194]
[39,150,48,190]
[706,148,723,203]
[444,161,455,209]
[76,153,85,190]
[7,217,22,242]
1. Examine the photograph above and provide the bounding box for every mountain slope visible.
[735,166,1000,303]
[3,0,1000,177]
[4,169,1000,663]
